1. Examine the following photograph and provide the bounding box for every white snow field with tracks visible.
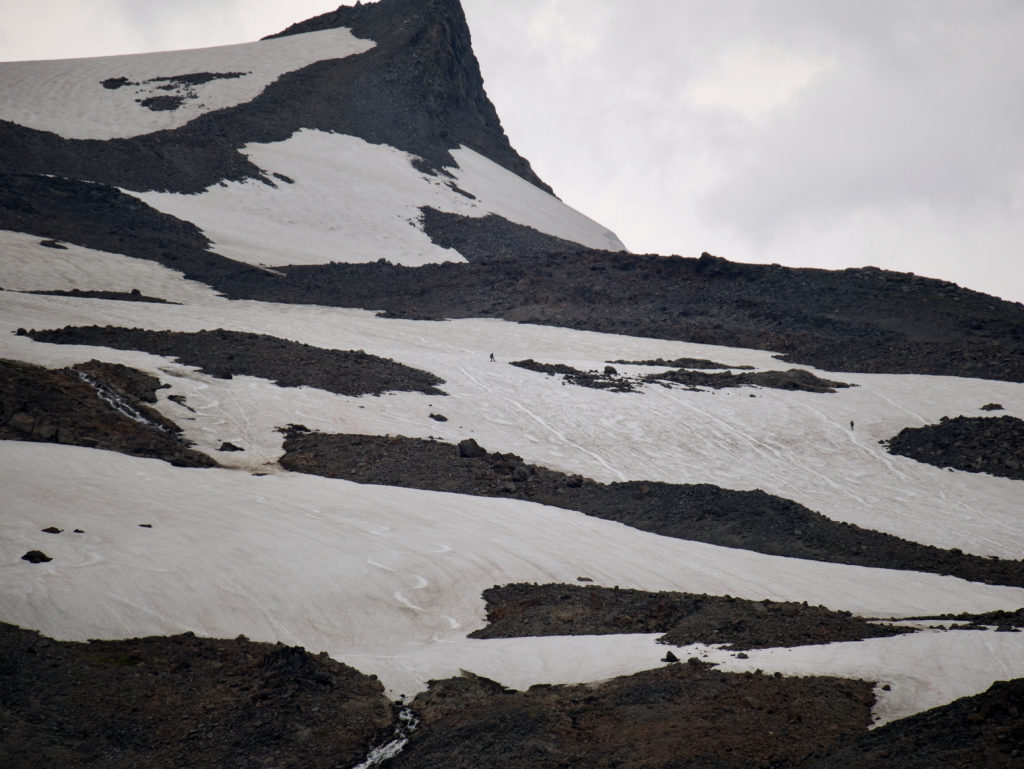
[2,240,1024,724]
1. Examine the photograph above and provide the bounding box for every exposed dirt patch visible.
[278,430,1024,587]
[0,358,214,467]
[0,622,392,769]
[469,583,912,650]
[138,95,185,112]
[25,326,445,397]
[907,607,1024,632]
[389,666,875,769]
[884,415,1024,480]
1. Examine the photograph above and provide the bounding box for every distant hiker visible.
[850,420,855,430]
[489,352,495,362]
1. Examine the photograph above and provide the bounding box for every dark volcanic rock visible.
[885,415,1024,480]
[20,550,52,564]
[26,326,446,397]
[510,358,638,392]
[0,358,214,467]
[469,583,912,649]
[0,623,392,769]
[813,678,1024,769]
[389,667,875,769]
[277,430,1024,588]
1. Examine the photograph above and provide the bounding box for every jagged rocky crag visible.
[0,358,213,467]
[26,326,445,397]
[278,430,1024,587]
[0,623,392,769]
[0,0,544,194]
[885,415,1024,480]
[469,583,912,649]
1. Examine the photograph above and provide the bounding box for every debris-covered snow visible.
[0,27,374,140]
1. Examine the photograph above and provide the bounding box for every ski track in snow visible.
[3,233,1024,723]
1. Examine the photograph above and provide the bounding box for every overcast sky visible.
[2,0,1022,303]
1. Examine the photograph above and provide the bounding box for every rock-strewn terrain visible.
[279,430,1024,587]
[0,358,213,467]
[26,326,445,397]
[389,667,875,769]
[885,415,1024,480]
[469,583,912,649]
[0,623,392,769]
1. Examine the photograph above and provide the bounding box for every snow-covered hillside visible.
[2,0,1023,765]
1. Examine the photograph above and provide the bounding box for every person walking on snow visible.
[489,353,495,362]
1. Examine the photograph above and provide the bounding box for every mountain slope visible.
[1,1,1023,767]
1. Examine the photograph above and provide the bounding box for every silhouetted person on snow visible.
[489,353,495,362]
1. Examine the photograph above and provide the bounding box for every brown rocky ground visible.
[0,358,213,467]
[25,326,445,397]
[0,623,392,769]
[884,415,1024,480]
[389,666,875,769]
[278,429,1024,587]
[23,287,176,304]
[469,583,913,650]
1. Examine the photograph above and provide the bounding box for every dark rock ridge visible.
[884,415,1024,480]
[389,667,875,769]
[613,356,755,370]
[26,326,445,397]
[511,358,852,393]
[211,249,1024,383]
[278,430,1024,587]
[0,358,214,467]
[0,622,392,769]
[0,0,546,194]
[469,583,912,649]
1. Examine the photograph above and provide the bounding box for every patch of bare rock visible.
[24,326,445,397]
[469,583,912,649]
[0,622,392,769]
[884,415,1024,480]
[0,358,213,467]
[278,430,1024,588]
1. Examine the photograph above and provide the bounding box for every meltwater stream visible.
[351,707,418,769]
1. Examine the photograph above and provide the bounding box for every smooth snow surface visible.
[135,132,625,267]
[2,230,1023,723]
[0,28,374,140]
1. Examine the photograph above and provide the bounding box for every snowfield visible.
[134,131,626,268]
[0,27,374,140]
[2,249,1024,723]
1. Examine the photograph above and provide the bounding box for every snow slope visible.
[0,27,374,140]
[134,131,625,268]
